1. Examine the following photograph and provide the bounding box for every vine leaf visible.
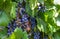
[9,27,28,39]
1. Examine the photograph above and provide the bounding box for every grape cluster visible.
[7,0,37,36]
[7,19,17,36]
[7,1,48,39]
[16,0,37,32]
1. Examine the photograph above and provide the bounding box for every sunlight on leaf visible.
[44,14,48,21]
[54,0,60,5]
[57,21,60,26]
[54,12,59,17]
[10,2,16,18]
[10,33,15,39]
[48,23,56,33]
[29,0,38,10]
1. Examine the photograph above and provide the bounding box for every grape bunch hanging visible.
[7,0,48,39]
[7,0,37,36]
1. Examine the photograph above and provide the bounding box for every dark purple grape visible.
[22,14,29,22]
[7,32,11,36]
[30,17,37,29]
[34,32,40,39]
[7,19,16,36]
[7,29,11,35]
[13,22,17,27]
[22,17,28,22]
[11,28,15,32]
[22,13,29,18]
[31,24,36,29]
[8,29,11,32]
[18,2,22,7]
[30,17,36,23]
[7,23,11,36]
[20,19,23,23]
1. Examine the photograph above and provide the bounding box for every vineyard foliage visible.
[0,0,60,39]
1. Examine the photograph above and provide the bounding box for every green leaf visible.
[14,28,23,39]
[15,0,23,3]
[44,0,54,9]
[23,31,28,39]
[56,15,60,26]
[0,0,12,13]
[48,23,56,33]
[53,30,60,39]
[0,26,7,39]
[9,27,28,39]
[0,11,10,26]
[45,10,54,18]
[0,0,6,5]
[26,3,32,16]
[10,2,16,18]
[29,0,38,10]
[38,0,44,4]
[37,18,48,33]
